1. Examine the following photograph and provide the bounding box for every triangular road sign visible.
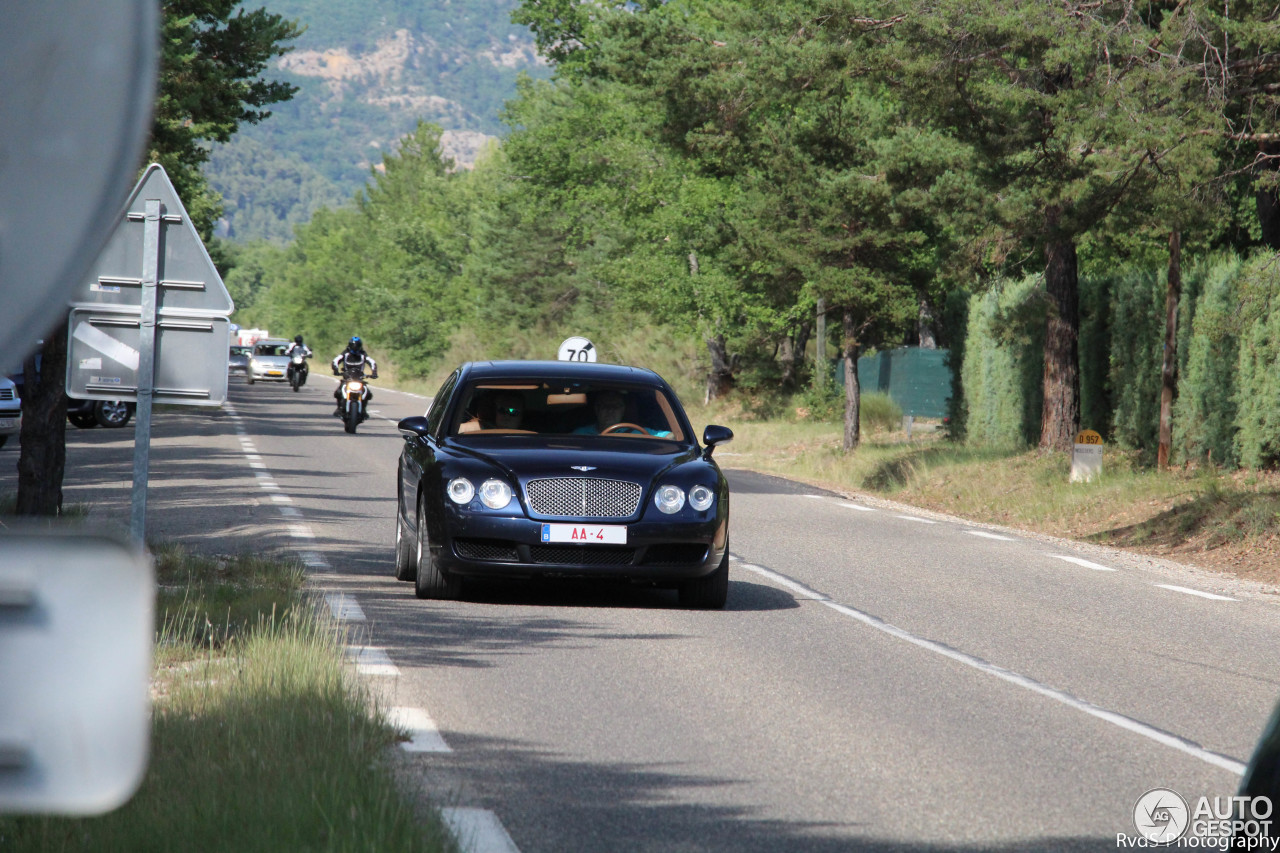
[70,164,234,316]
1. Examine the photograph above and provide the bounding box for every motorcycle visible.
[337,365,374,434]
[287,349,310,391]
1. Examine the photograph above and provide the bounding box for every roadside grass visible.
[693,408,1280,585]
[0,544,454,853]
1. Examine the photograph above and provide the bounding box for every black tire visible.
[0,435,7,448]
[68,413,97,429]
[678,545,729,609]
[394,505,417,582]
[94,400,132,428]
[414,493,461,600]
[246,374,255,385]
[289,373,299,391]
[343,406,359,434]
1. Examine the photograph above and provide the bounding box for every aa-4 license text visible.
[541,523,627,545]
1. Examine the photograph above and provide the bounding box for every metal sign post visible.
[129,200,160,543]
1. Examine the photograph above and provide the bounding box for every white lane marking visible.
[325,592,366,622]
[346,646,399,676]
[288,524,316,540]
[249,462,267,470]
[840,502,876,512]
[967,530,1015,541]
[259,481,281,491]
[270,494,293,504]
[389,706,452,753]
[441,808,522,853]
[1050,555,1116,572]
[1156,585,1238,602]
[300,551,329,570]
[896,515,938,524]
[735,561,829,601]
[803,495,826,500]
[279,506,303,518]
[245,454,263,461]
[736,561,1247,776]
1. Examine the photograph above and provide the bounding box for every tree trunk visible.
[1039,227,1081,452]
[778,320,811,390]
[842,309,861,452]
[1157,229,1181,470]
[917,298,937,349]
[1257,143,1280,249]
[16,319,69,516]
[815,298,828,387]
[704,334,735,403]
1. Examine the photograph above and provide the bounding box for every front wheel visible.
[343,404,359,434]
[394,507,417,582]
[414,493,461,600]
[68,413,97,429]
[678,545,729,610]
[289,371,300,391]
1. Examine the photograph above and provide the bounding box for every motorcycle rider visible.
[285,334,311,384]
[331,336,377,416]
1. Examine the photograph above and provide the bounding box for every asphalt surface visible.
[6,377,1280,852]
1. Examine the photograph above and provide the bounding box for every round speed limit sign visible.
[557,336,597,362]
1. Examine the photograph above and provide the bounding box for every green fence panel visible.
[834,347,953,418]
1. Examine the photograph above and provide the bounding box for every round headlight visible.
[479,479,512,509]
[447,477,475,504]
[689,484,715,512]
[654,484,686,514]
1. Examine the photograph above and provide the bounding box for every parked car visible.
[67,398,134,429]
[228,345,251,378]
[394,360,734,607]
[246,339,292,384]
[8,365,133,430]
[0,377,21,448]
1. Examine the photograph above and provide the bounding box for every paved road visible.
[6,378,1280,851]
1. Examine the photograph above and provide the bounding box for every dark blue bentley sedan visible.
[395,360,734,608]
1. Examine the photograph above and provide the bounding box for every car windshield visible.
[253,343,288,357]
[448,380,686,441]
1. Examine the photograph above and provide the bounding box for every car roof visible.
[461,360,664,384]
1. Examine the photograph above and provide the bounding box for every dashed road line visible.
[1157,584,1238,602]
[895,515,938,524]
[325,592,366,622]
[389,706,452,753]
[840,502,876,512]
[441,808,522,853]
[346,645,399,676]
[966,530,1015,541]
[734,559,1246,776]
[1049,555,1116,572]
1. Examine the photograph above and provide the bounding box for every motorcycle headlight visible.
[447,477,475,505]
[654,485,686,514]
[479,479,512,509]
[689,484,715,512]
[348,381,363,391]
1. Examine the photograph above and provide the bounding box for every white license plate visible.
[540,523,627,545]
[0,418,15,429]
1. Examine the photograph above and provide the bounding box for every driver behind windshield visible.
[574,390,671,437]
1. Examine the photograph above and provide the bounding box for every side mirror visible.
[701,424,733,460]
[397,416,432,441]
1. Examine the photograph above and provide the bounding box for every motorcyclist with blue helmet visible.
[331,336,377,416]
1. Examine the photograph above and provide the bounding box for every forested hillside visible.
[228,0,1280,465]
[205,0,546,242]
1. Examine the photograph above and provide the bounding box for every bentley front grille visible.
[524,477,641,519]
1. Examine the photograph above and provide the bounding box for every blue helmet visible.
[349,336,362,350]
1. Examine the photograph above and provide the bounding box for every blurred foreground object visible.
[0,1,156,355]
[0,531,154,814]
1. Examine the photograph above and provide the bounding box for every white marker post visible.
[1070,429,1103,483]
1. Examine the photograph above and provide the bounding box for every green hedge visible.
[958,274,1045,448]
[956,250,1280,470]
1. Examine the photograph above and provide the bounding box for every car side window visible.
[425,370,458,438]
